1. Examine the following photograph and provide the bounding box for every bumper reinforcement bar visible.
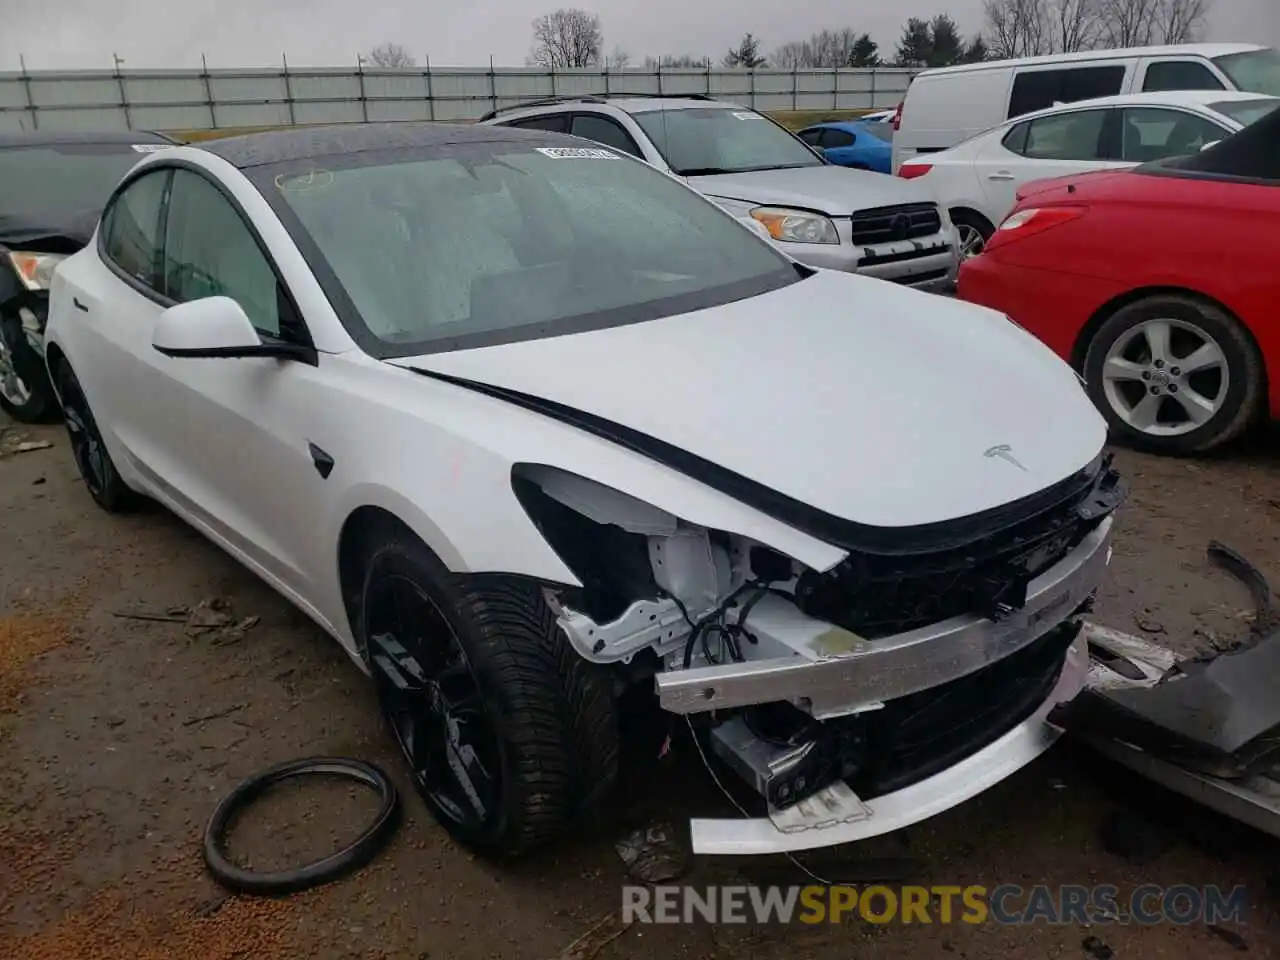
[656,517,1113,716]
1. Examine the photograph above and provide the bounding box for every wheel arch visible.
[948,207,996,233]
[335,500,464,663]
[1069,286,1266,386]
[44,340,67,383]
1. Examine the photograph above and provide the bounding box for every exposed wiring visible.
[676,581,755,668]
[676,579,796,669]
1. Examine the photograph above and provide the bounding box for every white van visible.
[891,43,1280,171]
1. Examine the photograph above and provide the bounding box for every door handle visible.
[73,297,89,312]
[987,172,1016,181]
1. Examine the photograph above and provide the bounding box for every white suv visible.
[481,95,960,291]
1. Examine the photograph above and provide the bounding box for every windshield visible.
[632,107,824,176]
[259,142,799,357]
[0,143,156,220]
[1210,97,1280,128]
[1214,49,1280,96]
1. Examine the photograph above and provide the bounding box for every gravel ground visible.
[2,415,1279,959]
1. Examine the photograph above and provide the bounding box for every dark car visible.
[0,130,178,421]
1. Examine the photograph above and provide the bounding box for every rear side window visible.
[1008,65,1126,119]
[1143,60,1226,92]
[798,128,823,145]
[569,114,644,158]
[823,129,857,148]
[505,115,568,133]
[1022,109,1110,160]
[1120,107,1228,162]
[1002,121,1031,154]
[100,169,170,291]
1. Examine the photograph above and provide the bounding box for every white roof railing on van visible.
[914,43,1266,78]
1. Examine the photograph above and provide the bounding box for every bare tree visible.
[771,42,810,69]
[984,0,1052,57]
[604,45,631,69]
[530,8,602,68]
[773,29,864,69]
[808,28,863,68]
[367,43,415,68]
[643,54,712,68]
[1052,0,1103,52]
[1156,0,1211,43]
[1097,0,1161,46]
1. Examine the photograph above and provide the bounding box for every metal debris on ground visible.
[111,597,258,646]
[0,427,54,458]
[615,822,690,883]
[553,913,633,960]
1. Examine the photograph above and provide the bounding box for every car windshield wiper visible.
[678,163,821,176]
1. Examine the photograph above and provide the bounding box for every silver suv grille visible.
[849,203,942,246]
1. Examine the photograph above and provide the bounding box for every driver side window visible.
[161,169,282,337]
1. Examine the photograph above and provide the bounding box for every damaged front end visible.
[0,227,83,418]
[514,454,1126,854]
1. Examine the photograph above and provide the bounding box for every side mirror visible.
[152,296,312,362]
[738,217,775,242]
[813,145,828,159]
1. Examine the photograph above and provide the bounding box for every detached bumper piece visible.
[1059,626,1280,839]
[1054,543,1280,839]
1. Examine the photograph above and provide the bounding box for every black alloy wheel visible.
[54,361,138,512]
[366,575,503,836]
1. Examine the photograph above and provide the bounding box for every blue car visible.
[797,120,894,174]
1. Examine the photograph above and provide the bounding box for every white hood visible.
[391,270,1106,530]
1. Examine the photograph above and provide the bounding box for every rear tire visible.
[53,360,141,513]
[1082,294,1262,456]
[359,535,618,858]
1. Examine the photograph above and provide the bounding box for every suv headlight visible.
[750,207,839,245]
[7,251,67,291]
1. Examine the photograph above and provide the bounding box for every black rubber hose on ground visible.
[203,756,401,896]
[1207,540,1279,638]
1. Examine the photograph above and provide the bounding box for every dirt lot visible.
[2,414,1280,959]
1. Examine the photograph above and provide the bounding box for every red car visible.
[958,106,1280,456]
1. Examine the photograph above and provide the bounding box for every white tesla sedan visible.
[44,123,1125,859]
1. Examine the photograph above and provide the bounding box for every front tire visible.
[0,313,58,423]
[950,209,994,261]
[1082,294,1262,455]
[53,360,140,512]
[359,536,618,858]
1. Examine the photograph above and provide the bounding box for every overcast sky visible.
[2,0,1276,71]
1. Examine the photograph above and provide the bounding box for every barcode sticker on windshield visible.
[733,112,764,120]
[535,147,620,159]
[131,144,172,153]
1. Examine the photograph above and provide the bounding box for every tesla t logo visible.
[984,444,1028,472]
